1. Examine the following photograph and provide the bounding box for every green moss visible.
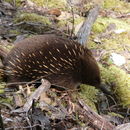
[103,0,130,13]
[15,13,51,25]
[30,0,66,9]
[104,33,130,52]
[0,97,13,104]
[72,17,85,25]
[0,82,5,94]
[0,83,12,105]
[92,17,130,34]
[5,0,21,7]
[104,18,130,31]
[9,30,21,35]
[87,41,95,49]
[108,112,124,118]
[103,0,118,9]
[89,32,130,51]
[100,64,130,107]
[89,17,130,51]
[79,84,99,111]
[101,34,130,51]
[57,20,67,28]
[100,53,113,65]
[92,19,107,33]
[0,83,10,104]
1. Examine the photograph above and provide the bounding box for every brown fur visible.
[1,34,101,89]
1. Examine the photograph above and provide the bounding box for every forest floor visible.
[0,0,130,129]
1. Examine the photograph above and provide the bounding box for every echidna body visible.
[2,34,101,89]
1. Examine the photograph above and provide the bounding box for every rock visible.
[110,53,126,66]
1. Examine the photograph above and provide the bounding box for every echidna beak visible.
[99,83,113,95]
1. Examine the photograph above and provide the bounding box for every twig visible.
[70,5,75,37]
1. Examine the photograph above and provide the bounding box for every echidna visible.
[0,34,101,89]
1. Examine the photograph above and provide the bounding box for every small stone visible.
[110,53,126,66]
[114,29,126,34]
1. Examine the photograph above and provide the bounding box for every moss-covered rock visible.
[92,18,108,33]
[79,84,99,111]
[100,64,130,107]
[14,13,52,34]
[15,13,51,25]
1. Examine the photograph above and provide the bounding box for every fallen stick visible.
[78,99,115,130]
[12,79,51,113]
[77,5,100,45]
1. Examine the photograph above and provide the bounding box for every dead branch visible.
[76,5,100,45]
[78,99,115,130]
[11,79,51,113]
